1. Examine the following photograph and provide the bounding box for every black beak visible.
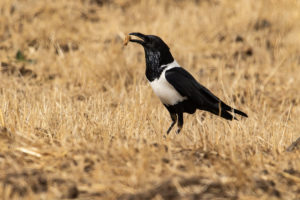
[129,32,147,45]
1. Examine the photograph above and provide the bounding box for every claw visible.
[176,127,182,134]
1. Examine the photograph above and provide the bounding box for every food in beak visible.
[123,35,131,46]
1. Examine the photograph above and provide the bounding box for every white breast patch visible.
[149,61,187,106]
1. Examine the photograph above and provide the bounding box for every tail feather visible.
[232,108,248,118]
[202,101,247,120]
[219,102,248,118]
[219,110,237,120]
[203,105,236,120]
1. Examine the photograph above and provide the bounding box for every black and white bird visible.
[128,32,248,134]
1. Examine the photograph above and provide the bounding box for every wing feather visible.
[165,67,220,108]
[165,67,248,118]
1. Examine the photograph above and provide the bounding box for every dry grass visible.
[0,0,300,199]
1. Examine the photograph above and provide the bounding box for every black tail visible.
[219,101,248,118]
[219,110,237,120]
[206,107,236,120]
[232,108,248,118]
[203,101,248,120]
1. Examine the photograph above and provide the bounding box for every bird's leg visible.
[166,113,177,134]
[176,113,183,134]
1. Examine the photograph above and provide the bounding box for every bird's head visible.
[129,32,174,66]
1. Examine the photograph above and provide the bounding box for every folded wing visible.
[165,67,248,120]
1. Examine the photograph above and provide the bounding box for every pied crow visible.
[128,32,248,134]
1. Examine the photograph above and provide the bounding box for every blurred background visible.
[0,0,300,199]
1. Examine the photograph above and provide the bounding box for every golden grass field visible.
[0,0,300,199]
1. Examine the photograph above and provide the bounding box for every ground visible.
[0,0,300,199]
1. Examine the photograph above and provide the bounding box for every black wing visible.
[165,67,248,119]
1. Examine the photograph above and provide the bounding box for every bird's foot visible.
[176,128,182,134]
